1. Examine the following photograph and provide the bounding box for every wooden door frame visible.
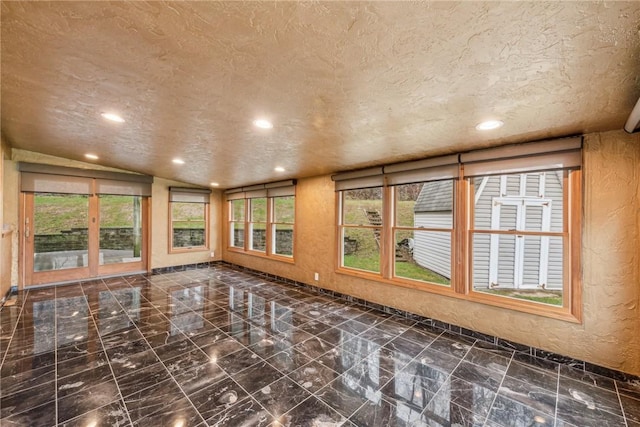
[20,192,150,288]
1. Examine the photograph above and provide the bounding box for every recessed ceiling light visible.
[210,182,219,187]
[101,112,125,123]
[172,158,185,165]
[85,153,99,160]
[253,119,273,129]
[274,166,285,172]
[475,120,504,131]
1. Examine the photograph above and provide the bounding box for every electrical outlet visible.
[314,272,319,281]
[210,251,215,258]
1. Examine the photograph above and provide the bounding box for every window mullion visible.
[381,184,392,279]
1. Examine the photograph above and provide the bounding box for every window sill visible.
[226,247,295,264]
[335,267,580,323]
[169,246,209,254]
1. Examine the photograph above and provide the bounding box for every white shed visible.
[413,172,564,290]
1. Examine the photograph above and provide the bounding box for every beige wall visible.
[151,177,221,269]
[1,150,222,287]
[223,130,640,376]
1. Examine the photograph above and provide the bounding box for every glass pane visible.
[473,172,563,232]
[34,193,89,272]
[250,223,266,252]
[273,196,295,223]
[273,224,293,256]
[231,222,244,248]
[342,187,383,226]
[342,227,380,273]
[250,198,267,222]
[230,199,245,221]
[99,195,142,264]
[395,230,451,286]
[472,233,563,306]
[172,202,206,248]
[396,181,453,228]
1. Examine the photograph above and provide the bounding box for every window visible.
[333,137,582,321]
[470,172,566,306]
[392,181,453,287]
[272,196,295,257]
[169,187,211,252]
[225,180,296,260]
[339,187,383,274]
[229,199,245,248]
[249,197,267,252]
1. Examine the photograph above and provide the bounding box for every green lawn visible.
[477,288,563,306]
[343,254,450,286]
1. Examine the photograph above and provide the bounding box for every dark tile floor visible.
[1,265,639,426]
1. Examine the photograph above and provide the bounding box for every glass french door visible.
[22,192,148,286]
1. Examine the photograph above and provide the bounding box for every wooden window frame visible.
[271,195,295,259]
[168,200,210,253]
[226,195,296,263]
[336,167,582,323]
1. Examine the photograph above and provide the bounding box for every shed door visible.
[489,197,552,289]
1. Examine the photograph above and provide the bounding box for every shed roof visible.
[414,181,453,213]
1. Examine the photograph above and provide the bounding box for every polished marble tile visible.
[188,375,249,421]
[265,348,313,373]
[124,377,187,421]
[279,395,347,426]
[487,395,555,427]
[254,377,312,418]
[57,380,121,424]
[0,380,55,419]
[288,359,340,393]
[316,374,376,418]
[234,360,283,394]
[117,361,172,397]
[558,374,623,417]
[622,395,640,424]
[0,400,57,427]
[1,265,638,427]
[205,397,276,427]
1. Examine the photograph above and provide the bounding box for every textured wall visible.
[223,130,640,375]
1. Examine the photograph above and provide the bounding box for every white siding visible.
[414,172,565,289]
[413,213,452,278]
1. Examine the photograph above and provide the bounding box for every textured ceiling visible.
[2,1,640,188]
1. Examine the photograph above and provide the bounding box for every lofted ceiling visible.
[2,1,640,189]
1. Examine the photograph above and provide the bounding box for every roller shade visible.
[384,155,459,186]
[169,187,211,203]
[331,167,384,191]
[21,172,92,195]
[266,180,296,197]
[225,179,296,200]
[461,137,582,177]
[245,189,267,199]
[19,162,154,196]
[96,179,152,196]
